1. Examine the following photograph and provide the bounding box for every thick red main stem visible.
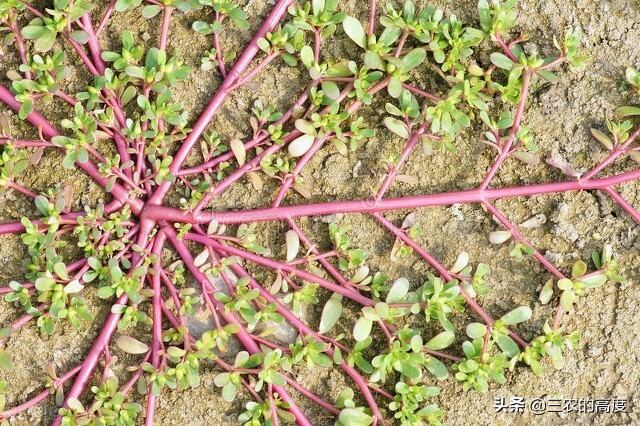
[142,168,640,225]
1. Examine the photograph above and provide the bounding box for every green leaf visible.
[35,276,55,292]
[19,101,33,119]
[321,81,340,100]
[125,66,145,79]
[53,262,69,280]
[342,17,366,48]
[256,38,270,53]
[69,30,90,44]
[312,0,325,15]
[115,0,142,11]
[560,289,574,310]
[145,47,165,68]
[230,16,249,31]
[300,45,315,69]
[121,85,137,105]
[288,134,315,157]
[116,335,149,354]
[0,328,14,340]
[571,260,587,278]
[353,317,372,342]
[34,31,56,52]
[500,306,532,325]
[21,25,48,40]
[97,286,115,299]
[615,106,640,117]
[581,274,606,288]
[333,346,343,364]
[364,51,384,70]
[295,119,316,135]
[425,331,455,350]
[319,293,342,333]
[401,48,426,72]
[221,382,237,402]
[192,21,212,35]
[388,77,402,98]
[77,147,89,163]
[35,195,49,215]
[425,357,449,380]
[0,349,13,373]
[590,128,613,150]
[490,52,514,70]
[626,67,640,85]
[495,334,519,357]
[383,117,409,139]
[557,278,572,291]
[141,5,162,18]
[67,398,84,412]
[466,322,487,339]
[539,278,554,304]
[386,277,409,302]
[537,70,558,83]
[339,408,374,426]
[312,353,334,368]
[396,361,420,379]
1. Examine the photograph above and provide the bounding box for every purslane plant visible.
[0,0,637,425]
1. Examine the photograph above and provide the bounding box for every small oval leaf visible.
[450,251,469,273]
[116,335,149,354]
[386,277,409,303]
[383,117,409,139]
[490,52,514,70]
[353,317,372,342]
[319,293,343,334]
[466,322,487,339]
[288,134,315,157]
[342,17,367,48]
[615,106,640,117]
[229,139,246,166]
[285,230,300,262]
[500,306,532,325]
[425,331,455,350]
[488,230,512,244]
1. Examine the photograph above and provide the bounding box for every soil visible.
[1,0,639,425]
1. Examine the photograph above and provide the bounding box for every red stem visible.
[0,86,143,214]
[368,0,377,36]
[162,226,313,426]
[214,247,387,425]
[52,295,128,426]
[0,364,82,419]
[80,14,107,74]
[141,167,640,225]
[376,122,428,201]
[480,70,532,189]
[159,6,173,52]
[96,0,116,35]
[582,126,640,181]
[145,232,166,426]
[213,14,227,78]
[372,212,529,347]
[147,0,296,208]
[482,200,566,279]
[604,187,640,224]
